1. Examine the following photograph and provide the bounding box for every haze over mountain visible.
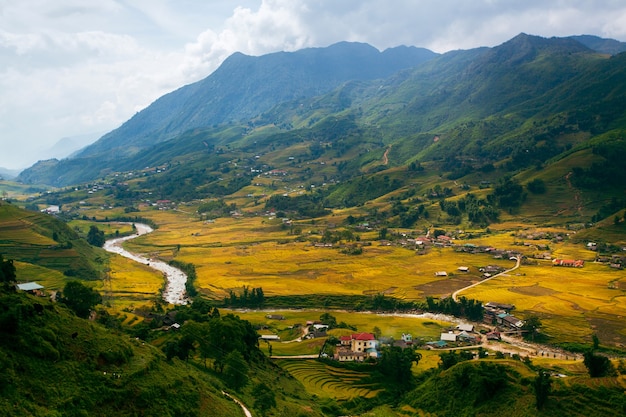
[17,33,626,189]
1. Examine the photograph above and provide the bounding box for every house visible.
[457,266,470,272]
[440,332,458,342]
[310,324,329,338]
[266,314,285,320]
[552,259,584,268]
[335,333,379,361]
[426,340,448,349]
[484,302,515,312]
[349,332,377,353]
[392,333,414,348]
[457,331,480,343]
[434,271,448,277]
[486,331,501,341]
[499,314,524,329]
[480,265,504,274]
[336,349,366,362]
[339,335,353,347]
[16,282,44,294]
[259,334,281,341]
[456,323,474,332]
[41,205,60,214]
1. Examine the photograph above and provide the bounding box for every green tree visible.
[86,225,105,247]
[378,346,421,387]
[534,369,552,410]
[252,383,276,414]
[583,350,615,377]
[592,334,600,350]
[319,312,337,328]
[527,178,546,194]
[0,254,17,287]
[522,315,542,341]
[61,281,102,318]
[223,350,249,390]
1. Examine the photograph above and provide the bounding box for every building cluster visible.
[426,323,481,349]
[483,302,525,331]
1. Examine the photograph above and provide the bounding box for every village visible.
[256,298,576,365]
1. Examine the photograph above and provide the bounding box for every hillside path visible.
[222,392,252,417]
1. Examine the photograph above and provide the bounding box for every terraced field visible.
[276,359,382,400]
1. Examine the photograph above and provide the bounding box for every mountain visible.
[17,34,626,193]
[569,34,626,55]
[0,167,20,180]
[44,132,102,160]
[74,42,437,159]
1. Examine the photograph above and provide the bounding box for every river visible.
[103,223,188,305]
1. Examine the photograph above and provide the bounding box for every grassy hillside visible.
[0,290,242,416]
[0,201,104,283]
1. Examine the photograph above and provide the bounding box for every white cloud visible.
[1,0,626,170]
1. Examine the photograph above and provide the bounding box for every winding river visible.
[103,223,188,305]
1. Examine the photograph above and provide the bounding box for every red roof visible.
[351,332,375,341]
[340,336,352,341]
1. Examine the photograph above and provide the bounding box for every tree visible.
[61,281,102,318]
[372,326,382,339]
[319,312,337,328]
[522,315,542,341]
[592,334,600,350]
[534,369,552,410]
[86,225,105,247]
[527,178,546,194]
[0,254,17,287]
[583,350,615,377]
[222,350,249,390]
[252,383,276,413]
[378,346,421,387]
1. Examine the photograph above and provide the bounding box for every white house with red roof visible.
[335,332,379,361]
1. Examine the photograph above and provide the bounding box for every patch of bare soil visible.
[509,284,558,296]
[586,315,626,346]
[414,278,475,297]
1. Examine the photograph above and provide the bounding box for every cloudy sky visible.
[1,0,625,170]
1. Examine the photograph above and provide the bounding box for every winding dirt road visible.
[451,256,521,302]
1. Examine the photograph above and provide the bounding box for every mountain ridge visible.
[72,41,438,160]
[16,33,626,189]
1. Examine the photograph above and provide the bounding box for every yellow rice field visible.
[98,207,626,346]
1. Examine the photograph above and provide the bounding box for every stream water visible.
[103,223,188,305]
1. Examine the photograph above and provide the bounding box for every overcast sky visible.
[1,0,625,170]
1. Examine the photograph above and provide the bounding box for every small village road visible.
[451,256,521,302]
[103,223,188,305]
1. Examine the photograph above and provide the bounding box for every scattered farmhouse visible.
[552,259,584,268]
[259,334,281,341]
[440,332,458,342]
[335,332,379,362]
[16,282,45,295]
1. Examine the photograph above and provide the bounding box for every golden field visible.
[74,203,626,347]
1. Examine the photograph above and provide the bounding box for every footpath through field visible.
[103,223,188,305]
[451,256,521,302]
